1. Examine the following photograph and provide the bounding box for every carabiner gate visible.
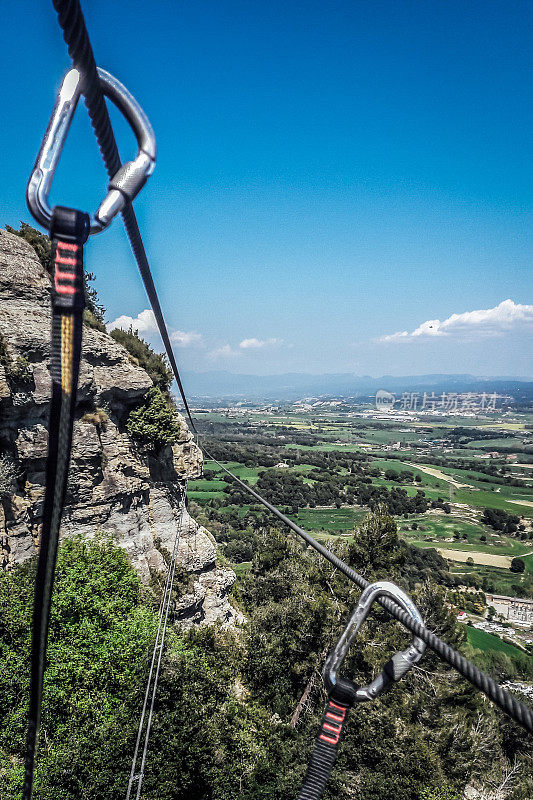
[324,580,426,702]
[27,67,156,234]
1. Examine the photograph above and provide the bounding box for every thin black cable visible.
[126,501,186,800]
[51,0,197,432]
[50,0,533,735]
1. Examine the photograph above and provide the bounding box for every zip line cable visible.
[50,0,533,739]
[51,0,197,433]
[126,502,186,800]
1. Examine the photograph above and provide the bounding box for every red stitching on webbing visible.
[329,700,347,713]
[57,241,78,252]
[319,733,339,745]
[54,258,77,295]
[55,255,77,266]
[326,711,344,722]
[323,722,341,734]
[54,281,77,295]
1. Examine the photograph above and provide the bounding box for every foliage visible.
[419,788,461,800]
[7,355,32,384]
[83,271,106,328]
[0,537,298,800]
[221,460,429,517]
[510,557,525,574]
[0,333,32,385]
[0,332,9,367]
[0,516,531,800]
[0,454,18,497]
[126,387,180,449]
[0,536,156,798]
[482,507,520,535]
[83,307,107,332]
[464,643,533,681]
[110,326,173,393]
[81,408,109,427]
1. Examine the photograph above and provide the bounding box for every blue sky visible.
[1,0,532,377]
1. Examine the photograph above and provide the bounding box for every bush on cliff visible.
[126,386,180,448]
[0,536,300,800]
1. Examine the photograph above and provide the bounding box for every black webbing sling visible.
[23,206,89,800]
[297,680,357,800]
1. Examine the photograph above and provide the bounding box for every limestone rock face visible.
[0,229,237,628]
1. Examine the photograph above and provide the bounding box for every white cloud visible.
[107,308,203,348]
[107,309,157,334]
[208,344,241,359]
[239,337,282,349]
[170,330,203,347]
[379,299,533,343]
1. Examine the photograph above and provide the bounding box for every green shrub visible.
[83,272,106,327]
[419,788,461,800]
[81,408,109,427]
[126,387,180,449]
[83,308,106,333]
[7,356,32,384]
[0,334,32,385]
[0,332,9,367]
[111,327,172,393]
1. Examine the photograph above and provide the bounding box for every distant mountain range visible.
[178,371,533,402]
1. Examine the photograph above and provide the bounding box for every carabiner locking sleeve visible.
[27,67,156,235]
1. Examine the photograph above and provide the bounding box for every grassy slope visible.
[465,626,526,657]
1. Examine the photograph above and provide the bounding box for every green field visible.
[285,442,366,452]
[465,626,526,657]
[449,562,527,596]
[293,507,365,533]
[232,561,252,575]
[195,407,532,601]
[205,460,265,483]
[188,479,228,491]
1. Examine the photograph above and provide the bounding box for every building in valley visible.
[485,593,533,625]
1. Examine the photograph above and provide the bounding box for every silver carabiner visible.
[27,67,156,235]
[324,580,426,702]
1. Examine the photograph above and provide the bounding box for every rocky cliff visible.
[0,228,237,628]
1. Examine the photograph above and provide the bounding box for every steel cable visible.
[126,501,186,800]
[51,0,198,430]
[51,0,533,735]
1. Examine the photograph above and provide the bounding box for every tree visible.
[510,558,525,574]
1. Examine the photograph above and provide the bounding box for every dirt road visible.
[407,463,473,490]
